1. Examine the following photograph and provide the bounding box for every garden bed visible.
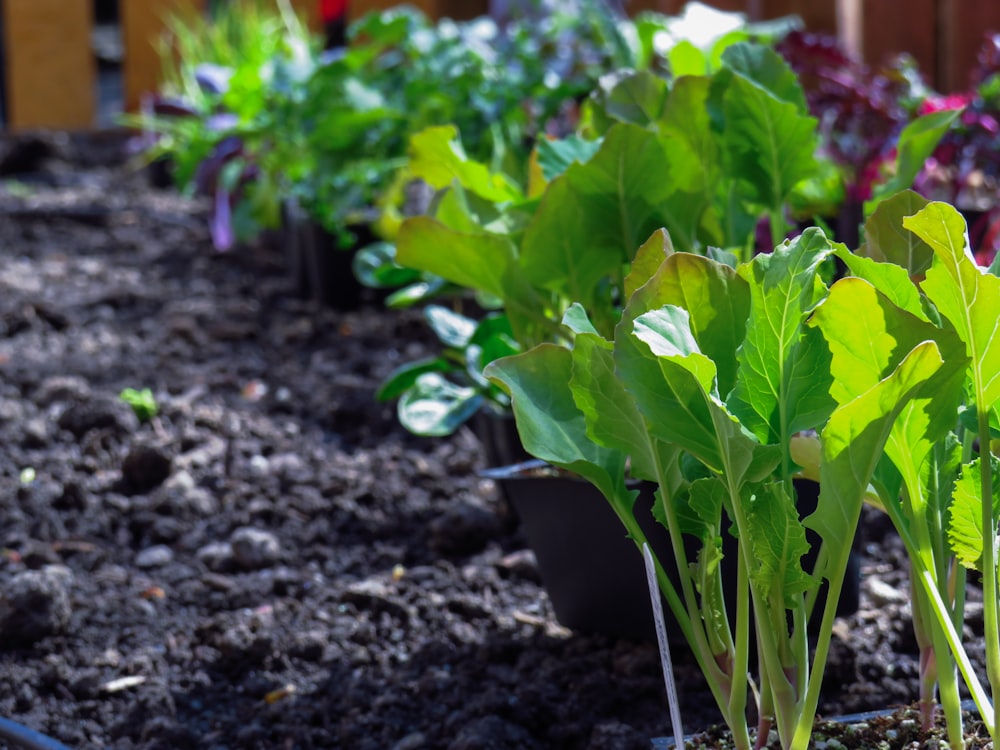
[0,133,985,749]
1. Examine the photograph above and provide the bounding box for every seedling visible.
[119,388,158,423]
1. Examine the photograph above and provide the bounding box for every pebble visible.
[429,502,501,557]
[864,577,908,606]
[197,541,235,573]
[230,527,281,570]
[447,715,534,750]
[136,545,174,569]
[0,566,73,644]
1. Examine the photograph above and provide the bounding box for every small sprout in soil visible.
[18,467,35,484]
[119,387,158,422]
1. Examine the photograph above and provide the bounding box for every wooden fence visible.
[1,0,998,131]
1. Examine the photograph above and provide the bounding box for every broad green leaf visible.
[834,245,927,320]
[627,252,750,397]
[659,76,723,247]
[484,344,630,502]
[861,190,933,276]
[425,305,476,347]
[718,67,818,212]
[720,43,809,113]
[570,331,658,481]
[729,229,836,448]
[520,123,673,307]
[624,228,675,299]
[397,373,483,436]
[948,458,1000,571]
[376,356,452,402]
[746,481,815,607]
[908,202,1000,410]
[616,305,723,469]
[870,110,961,208]
[615,304,780,485]
[396,217,516,300]
[599,69,671,127]
[669,40,709,77]
[562,302,600,336]
[807,340,944,550]
[536,135,602,181]
[810,276,967,479]
[407,125,522,203]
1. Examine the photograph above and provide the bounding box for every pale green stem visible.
[977,407,1000,742]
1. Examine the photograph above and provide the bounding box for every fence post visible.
[121,0,208,113]
[940,0,1000,92]
[2,0,96,130]
[837,0,937,84]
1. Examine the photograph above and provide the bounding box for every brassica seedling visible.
[487,228,943,750]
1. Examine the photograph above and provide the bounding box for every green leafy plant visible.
[484,227,944,750]
[119,388,159,423]
[813,195,1000,749]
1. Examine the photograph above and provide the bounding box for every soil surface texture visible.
[0,133,989,750]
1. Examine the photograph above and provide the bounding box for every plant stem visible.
[977,407,1000,742]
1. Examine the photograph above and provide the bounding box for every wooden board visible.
[121,0,205,113]
[3,0,96,130]
[940,0,1000,92]
[839,0,937,83]
[350,0,488,20]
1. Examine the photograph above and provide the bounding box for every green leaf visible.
[536,135,602,181]
[624,228,675,299]
[659,76,723,248]
[562,303,600,336]
[570,331,659,481]
[669,40,709,77]
[407,125,522,203]
[484,344,630,501]
[746,481,815,607]
[395,217,516,300]
[808,340,944,549]
[870,110,961,208]
[908,202,1000,410]
[627,251,750,398]
[719,43,810,113]
[376,355,453,402]
[599,69,671,127]
[397,373,484,436]
[352,242,421,289]
[810,276,967,479]
[948,458,1000,571]
[519,123,673,308]
[729,229,837,448]
[834,245,928,321]
[860,190,933,277]
[425,305,476,347]
[717,60,818,212]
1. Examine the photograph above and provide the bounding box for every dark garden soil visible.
[0,133,990,750]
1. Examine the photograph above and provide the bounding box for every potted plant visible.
[485,225,948,749]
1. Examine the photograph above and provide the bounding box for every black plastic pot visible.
[0,716,73,750]
[483,461,860,643]
[282,202,375,311]
[471,410,532,469]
